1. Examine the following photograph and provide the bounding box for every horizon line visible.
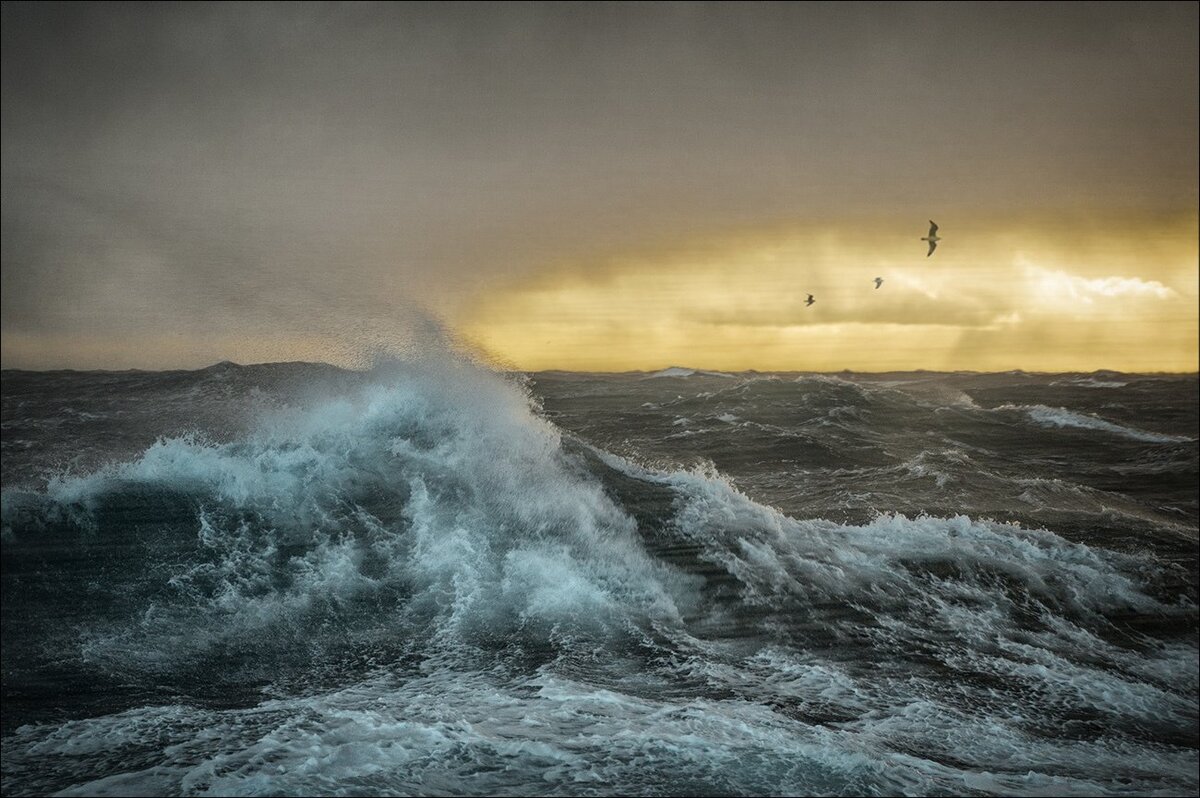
[2,360,1198,377]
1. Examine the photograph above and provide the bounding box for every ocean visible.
[1,358,1197,796]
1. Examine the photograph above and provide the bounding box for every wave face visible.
[2,362,1197,796]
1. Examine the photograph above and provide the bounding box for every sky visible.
[2,1,1197,372]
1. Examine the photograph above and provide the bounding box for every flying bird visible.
[805,294,815,307]
[921,220,940,257]
[874,277,884,289]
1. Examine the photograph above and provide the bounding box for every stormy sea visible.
[1,358,1197,796]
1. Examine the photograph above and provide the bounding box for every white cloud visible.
[1022,262,1176,305]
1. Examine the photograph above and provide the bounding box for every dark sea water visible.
[1,359,1197,796]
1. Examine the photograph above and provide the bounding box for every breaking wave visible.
[1003,403,1194,443]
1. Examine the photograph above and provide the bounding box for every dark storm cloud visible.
[2,1,1197,367]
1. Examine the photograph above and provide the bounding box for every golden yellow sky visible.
[2,213,1195,374]
[461,213,1199,372]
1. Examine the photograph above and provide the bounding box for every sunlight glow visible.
[463,214,1199,372]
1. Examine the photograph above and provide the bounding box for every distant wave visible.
[646,366,735,379]
[1000,404,1193,443]
[1050,377,1130,389]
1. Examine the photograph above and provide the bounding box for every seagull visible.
[921,220,940,257]
[805,294,815,307]
[874,277,884,289]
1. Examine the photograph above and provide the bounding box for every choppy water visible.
[1,359,1197,796]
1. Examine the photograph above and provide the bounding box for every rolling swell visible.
[1,360,1197,796]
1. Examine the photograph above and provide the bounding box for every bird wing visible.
[926,240,937,257]
[928,220,938,236]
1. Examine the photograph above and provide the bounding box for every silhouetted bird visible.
[921,221,940,256]
[805,294,815,307]
[874,277,884,289]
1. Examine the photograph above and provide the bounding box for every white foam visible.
[1001,404,1192,443]
[8,654,1195,798]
